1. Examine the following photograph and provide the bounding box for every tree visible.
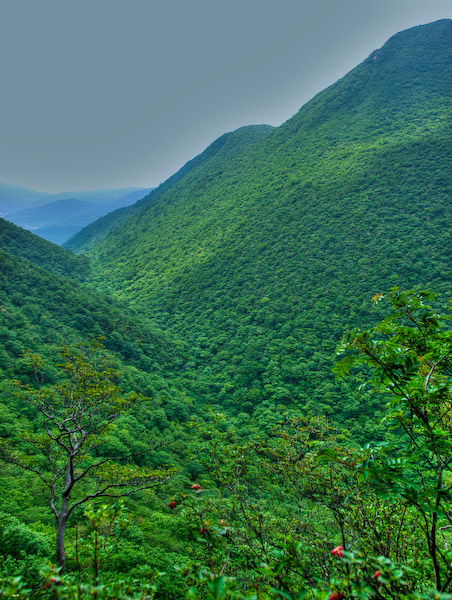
[2,340,173,574]
[335,288,452,593]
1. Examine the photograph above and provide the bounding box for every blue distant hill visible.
[0,185,152,244]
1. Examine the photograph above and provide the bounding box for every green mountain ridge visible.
[66,19,452,428]
[64,125,274,253]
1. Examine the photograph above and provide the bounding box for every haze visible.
[0,0,451,193]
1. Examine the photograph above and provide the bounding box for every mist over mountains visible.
[0,185,152,244]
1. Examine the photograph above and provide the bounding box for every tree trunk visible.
[56,464,73,574]
[56,511,68,574]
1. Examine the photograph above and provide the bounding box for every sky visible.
[0,0,451,193]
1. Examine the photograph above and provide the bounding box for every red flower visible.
[331,545,343,558]
[190,483,202,490]
[373,570,382,579]
[328,592,345,600]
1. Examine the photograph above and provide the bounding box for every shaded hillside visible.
[70,20,452,433]
[0,248,180,376]
[0,218,188,380]
[0,218,90,281]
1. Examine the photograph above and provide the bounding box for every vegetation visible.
[0,221,207,595]
[0,218,90,281]
[3,289,452,598]
[1,18,452,599]
[5,341,173,572]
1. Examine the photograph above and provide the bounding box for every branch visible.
[71,441,166,485]
[43,420,72,455]
[6,456,52,490]
[425,349,452,392]
[67,477,170,517]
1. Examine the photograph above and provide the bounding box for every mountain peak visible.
[382,18,452,48]
[280,17,452,142]
[371,18,452,67]
[369,18,452,99]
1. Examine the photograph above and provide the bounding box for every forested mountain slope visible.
[70,20,452,432]
[0,255,177,381]
[0,216,199,499]
[0,218,187,380]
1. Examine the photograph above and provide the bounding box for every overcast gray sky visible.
[0,0,451,193]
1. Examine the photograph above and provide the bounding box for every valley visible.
[1,19,452,599]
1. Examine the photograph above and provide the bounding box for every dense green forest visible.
[1,19,452,599]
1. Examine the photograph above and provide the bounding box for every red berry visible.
[168,501,177,510]
[373,570,382,579]
[190,483,202,490]
[328,592,345,600]
[331,546,344,558]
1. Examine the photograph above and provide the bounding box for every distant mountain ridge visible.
[0,183,47,214]
[1,185,152,244]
